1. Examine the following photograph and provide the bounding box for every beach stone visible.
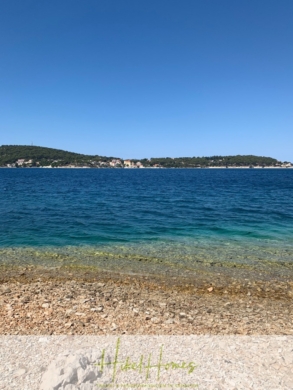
[80,385,94,390]
[13,368,26,377]
[40,349,103,390]
[151,317,161,324]
[1,288,11,294]
[65,322,73,328]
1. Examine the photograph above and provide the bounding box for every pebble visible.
[13,368,26,377]
[1,288,11,294]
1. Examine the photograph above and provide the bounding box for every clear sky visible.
[0,0,292,160]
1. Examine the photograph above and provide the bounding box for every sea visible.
[1,168,293,281]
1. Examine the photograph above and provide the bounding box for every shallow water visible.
[1,168,293,278]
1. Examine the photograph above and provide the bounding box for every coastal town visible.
[5,158,151,168]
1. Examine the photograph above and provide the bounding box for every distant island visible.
[0,145,292,169]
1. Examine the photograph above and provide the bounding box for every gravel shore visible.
[1,265,293,335]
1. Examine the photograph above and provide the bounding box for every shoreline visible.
[1,266,293,336]
[1,166,293,169]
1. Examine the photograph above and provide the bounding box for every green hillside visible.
[0,145,115,167]
[147,155,280,167]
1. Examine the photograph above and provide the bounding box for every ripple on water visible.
[1,239,293,282]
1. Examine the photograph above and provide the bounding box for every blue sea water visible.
[0,168,293,277]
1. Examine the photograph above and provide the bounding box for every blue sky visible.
[0,0,292,160]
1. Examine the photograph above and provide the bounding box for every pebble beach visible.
[1,265,293,336]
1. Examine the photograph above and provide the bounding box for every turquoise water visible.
[1,168,293,277]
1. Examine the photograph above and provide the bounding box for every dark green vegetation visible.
[0,145,285,168]
[145,155,280,168]
[114,155,282,168]
[0,145,118,167]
